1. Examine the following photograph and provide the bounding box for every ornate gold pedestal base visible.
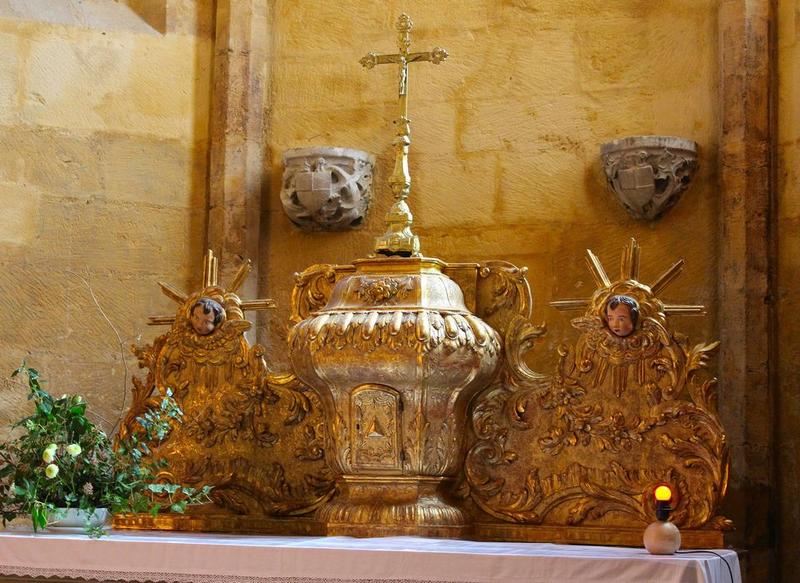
[316,475,469,538]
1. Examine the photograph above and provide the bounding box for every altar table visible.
[0,531,741,583]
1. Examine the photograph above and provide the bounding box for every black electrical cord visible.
[675,549,735,583]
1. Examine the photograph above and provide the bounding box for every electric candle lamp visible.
[654,485,673,521]
[643,484,682,554]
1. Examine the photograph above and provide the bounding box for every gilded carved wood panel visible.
[116,243,730,546]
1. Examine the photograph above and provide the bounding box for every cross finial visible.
[361,14,448,257]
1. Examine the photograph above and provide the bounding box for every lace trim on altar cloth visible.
[0,566,476,583]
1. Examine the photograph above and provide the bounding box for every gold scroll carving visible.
[116,242,730,548]
[463,239,731,546]
[115,252,333,533]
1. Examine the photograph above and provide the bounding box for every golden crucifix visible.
[360,14,448,257]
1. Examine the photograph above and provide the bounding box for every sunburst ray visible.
[650,259,685,295]
[202,249,218,288]
[550,299,591,312]
[621,238,640,281]
[663,304,705,315]
[228,259,253,294]
[158,282,187,304]
[585,250,611,288]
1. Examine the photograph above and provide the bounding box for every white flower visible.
[44,464,59,479]
[66,444,81,457]
[45,443,57,452]
[42,447,56,463]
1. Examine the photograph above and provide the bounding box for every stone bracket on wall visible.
[280,147,376,231]
[601,136,698,221]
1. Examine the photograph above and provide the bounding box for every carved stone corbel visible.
[601,136,698,220]
[280,147,376,231]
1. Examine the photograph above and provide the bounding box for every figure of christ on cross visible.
[360,14,448,257]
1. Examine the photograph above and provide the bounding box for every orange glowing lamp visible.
[654,485,672,503]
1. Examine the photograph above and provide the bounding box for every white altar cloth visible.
[0,530,741,583]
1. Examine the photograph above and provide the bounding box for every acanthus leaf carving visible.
[354,276,414,305]
[122,260,334,522]
[291,263,352,325]
[465,241,731,532]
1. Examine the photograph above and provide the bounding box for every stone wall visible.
[0,0,213,435]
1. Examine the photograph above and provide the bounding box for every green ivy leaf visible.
[69,404,87,416]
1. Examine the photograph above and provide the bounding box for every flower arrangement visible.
[0,363,210,536]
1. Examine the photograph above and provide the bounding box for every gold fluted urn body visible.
[288,256,500,536]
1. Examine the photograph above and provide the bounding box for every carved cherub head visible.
[190,298,225,336]
[605,295,639,337]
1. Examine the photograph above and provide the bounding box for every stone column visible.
[207,0,268,320]
[717,1,776,581]
[776,1,800,581]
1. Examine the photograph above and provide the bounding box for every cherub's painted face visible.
[606,304,634,337]
[191,305,216,335]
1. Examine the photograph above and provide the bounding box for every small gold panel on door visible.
[351,385,402,471]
